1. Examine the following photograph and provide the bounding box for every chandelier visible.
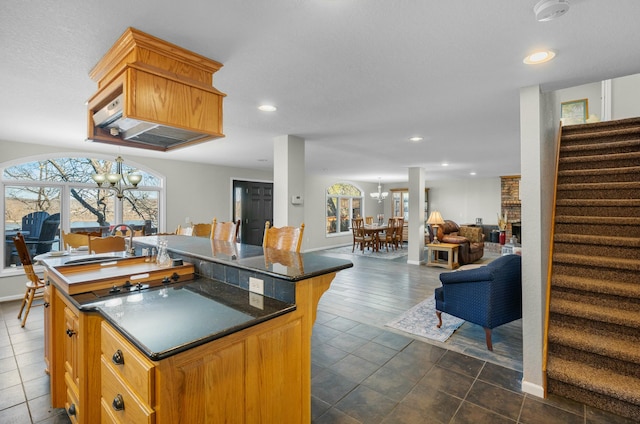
[92,156,142,200]
[370,178,388,203]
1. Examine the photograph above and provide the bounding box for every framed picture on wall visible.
[561,98,588,125]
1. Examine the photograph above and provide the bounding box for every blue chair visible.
[23,213,60,257]
[434,254,522,350]
[21,211,50,241]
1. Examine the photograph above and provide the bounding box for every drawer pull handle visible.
[66,329,76,337]
[112,349,125,365]
[68,403,76,416]
[112,394,125,411]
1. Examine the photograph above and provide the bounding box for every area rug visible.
[386,296,464,342]
[323,244,408,260]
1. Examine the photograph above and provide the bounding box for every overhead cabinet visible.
[87,27,226,151]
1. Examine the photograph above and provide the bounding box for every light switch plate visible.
[249,277,264,295]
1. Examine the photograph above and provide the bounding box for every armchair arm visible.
[439,267,492,285]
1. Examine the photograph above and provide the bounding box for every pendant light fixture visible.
[92,156,142,200]
[370,178,388,203]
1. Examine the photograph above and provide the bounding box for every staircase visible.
[546,117,640,421]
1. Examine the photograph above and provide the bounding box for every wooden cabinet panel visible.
[43,284,51,375]
[63,307,79,389]
[156,338,246,423]
[247,318,303,423]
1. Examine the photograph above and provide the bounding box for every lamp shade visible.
[427,211,445,226]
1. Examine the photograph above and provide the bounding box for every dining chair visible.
[378,218,397,252]
[352,218,373,253]
[191,221,213,238]
[175,225,193,236]
[394,217,405,248]
[263,221,305,252]
[365,216,374,225]
[60,230,90,250]
[211,218,238,242]
[12,232,45,327]
[89,235,126,254]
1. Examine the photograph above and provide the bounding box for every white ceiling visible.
[2,1,640,184]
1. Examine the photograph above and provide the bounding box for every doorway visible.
[233,180,273,246]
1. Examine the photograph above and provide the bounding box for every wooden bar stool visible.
[12,232,45,327]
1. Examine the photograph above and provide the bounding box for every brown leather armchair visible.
[431,220,485,265]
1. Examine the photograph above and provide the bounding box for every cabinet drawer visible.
[101,322,155,404]
[65,385,80,424]
[101,356,154,424]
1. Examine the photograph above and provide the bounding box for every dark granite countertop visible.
[134,235,353,281]
[75,277,295,360]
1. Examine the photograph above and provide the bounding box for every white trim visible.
[0,294,24,302]
[521,380,545,398]
[601,79,612,121]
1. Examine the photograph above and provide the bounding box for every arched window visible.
[326,182,363,236]
[2,155,164,269]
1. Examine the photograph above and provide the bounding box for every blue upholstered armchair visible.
[434,254,522,351]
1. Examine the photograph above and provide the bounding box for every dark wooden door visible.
[233,180,273,246]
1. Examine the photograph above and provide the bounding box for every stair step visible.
[555,215,640,225]
[554,233,640,247]
[558,165,640,176]
[560,151,640,164]
[557,181,640,192]
[546,357,640,406]
[551,274,640,299]
[548,324,640,364]
[561,138,640,153]
[549,297,640,329]
[556,198,640,208]
[553,252,640,272]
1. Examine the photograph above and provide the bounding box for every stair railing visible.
[542,121,564,394]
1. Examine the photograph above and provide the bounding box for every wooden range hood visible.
[87,27,226,151]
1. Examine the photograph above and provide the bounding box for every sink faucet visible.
[111,224,136,255]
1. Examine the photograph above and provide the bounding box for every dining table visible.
[362,223,388,252]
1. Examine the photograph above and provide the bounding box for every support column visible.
[273,135,305,230]
[407,167,425,265]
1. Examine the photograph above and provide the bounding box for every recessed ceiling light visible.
[523,50,556,65]
[534,0,570,22]
[470,172,477,176]
[408,136,423,142]
[258,104,277,112]
[441,162,449,167]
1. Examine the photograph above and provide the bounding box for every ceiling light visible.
[523,50,556,65]
[441,162,449,167]
[470,172,477,176]
[92,156,142,200]
[370,178,388,203]
[534,0,570,22]
[258,104,277,112]
[409,136,423,142]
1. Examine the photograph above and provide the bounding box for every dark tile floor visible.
[1,252,637,423]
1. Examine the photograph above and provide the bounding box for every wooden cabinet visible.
[46,269,336,423]
[49,285,103,424]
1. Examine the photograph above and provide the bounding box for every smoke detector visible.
[534,0,570,22]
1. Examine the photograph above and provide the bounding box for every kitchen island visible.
[42,236,352,423]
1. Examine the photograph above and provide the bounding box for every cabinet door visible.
[43,284,51,375]
[63,307,80,388]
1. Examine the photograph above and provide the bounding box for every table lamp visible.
[427,211,445,244]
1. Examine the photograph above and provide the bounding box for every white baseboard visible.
[0,294,24,303]
[521,380,545,398]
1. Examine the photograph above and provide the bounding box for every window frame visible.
[1,153,166,273]
[325,182,364,237]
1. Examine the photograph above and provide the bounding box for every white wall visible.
[612,73,640,119]
[421,178,501,226]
